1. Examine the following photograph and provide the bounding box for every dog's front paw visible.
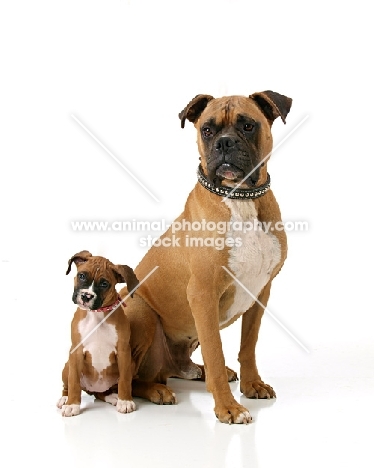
[214,401,252,424]
[240,380,276,399]
[61,404,80,417]
[56,396,68,409]
[117,399,136,414]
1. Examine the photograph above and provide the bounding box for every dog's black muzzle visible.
[207,134,260,187]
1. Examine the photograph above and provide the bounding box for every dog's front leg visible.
[116,333,136,414]
[61,349,84,417]
[239,281,276,399]
[187,275,252,424]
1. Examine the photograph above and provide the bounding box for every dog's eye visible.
[243,123,255,132]
[78,273,86,281]
[202,127,213,138]
[99,281,109,289]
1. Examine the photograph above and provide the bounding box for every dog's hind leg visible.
[132,380,176,405]
[122,292,178,404]
[193,364,238,382]
[167,340,237,382]
[165,337,203,380]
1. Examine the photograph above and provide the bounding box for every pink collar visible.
[91,297,125,313]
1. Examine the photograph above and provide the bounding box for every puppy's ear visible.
[66,250,92,275]
[250,90,292,124]
[179,94,214,128]
[113,265,139,297]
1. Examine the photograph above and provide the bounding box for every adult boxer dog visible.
[57,251,139,416]
[124,91,292,424]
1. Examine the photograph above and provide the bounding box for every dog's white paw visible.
[104,393,118,406]
[61,404,80,417]
[215,402,252,424]
[56,396,68,409]
[234,410,252,424]
[116,399,136,414]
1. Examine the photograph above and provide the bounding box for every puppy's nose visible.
[81,292,94,303]
[215,136,236,151]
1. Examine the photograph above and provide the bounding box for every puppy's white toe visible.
[116,399,136,414]
[56,396,68,409]
[104,393,118,406]
[61,404,80,417]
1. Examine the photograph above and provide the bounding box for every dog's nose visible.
[215,136,236,152]
[81,292,94,303]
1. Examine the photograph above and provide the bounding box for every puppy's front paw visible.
[56,396,68,409]
[116,399,136,414]
[61,404,80,417]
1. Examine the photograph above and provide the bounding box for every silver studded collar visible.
[197,165,271,200]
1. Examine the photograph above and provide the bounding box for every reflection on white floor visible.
[3,342,373,468]
[1,258,373,467]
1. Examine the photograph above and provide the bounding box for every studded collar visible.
[197,165,271,200]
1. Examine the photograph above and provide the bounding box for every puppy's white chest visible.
[78,312,118,374]
[222,199,281,326]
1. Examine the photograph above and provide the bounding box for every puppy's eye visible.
[99,281,109,289]
[78,273,86,281]
[243,123,255,132]
[202,127,213,138]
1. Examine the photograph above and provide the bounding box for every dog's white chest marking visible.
[78,312,118,375]
[221,199,281,326]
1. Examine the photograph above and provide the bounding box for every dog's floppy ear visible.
[66,250,92,275]
[179,94,214,128]
[250,90,292,124]
[112,265,139,297]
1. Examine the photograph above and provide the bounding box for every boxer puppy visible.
[123,91,292,423]
[57,250,139,416]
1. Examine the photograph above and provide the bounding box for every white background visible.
[1,1,373,467]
